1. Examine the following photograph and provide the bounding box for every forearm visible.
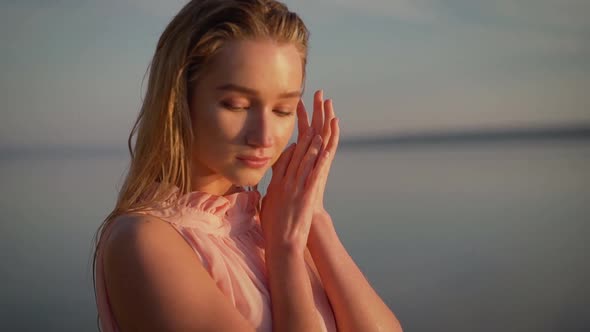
[308,214,403,332]
[266,250,323,332]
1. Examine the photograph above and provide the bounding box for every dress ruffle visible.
[139,183,262,236]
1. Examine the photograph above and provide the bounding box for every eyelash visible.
[222,103,294,117]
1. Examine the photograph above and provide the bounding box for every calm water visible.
[1,141,588,331]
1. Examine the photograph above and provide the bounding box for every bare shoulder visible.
[102,213,255,331]
[103,213,181,258]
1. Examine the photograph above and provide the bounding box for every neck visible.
[191,177,243,196]
[189,157,242,196]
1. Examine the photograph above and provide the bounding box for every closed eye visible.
[222,102,293,117]
[274,110,294,117]
[222,102,248,111]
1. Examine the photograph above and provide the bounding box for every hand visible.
[296,90,340,217]
[260,125,332,258]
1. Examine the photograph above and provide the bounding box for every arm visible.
[266,247,324,332]
[259,124,336,332]
[307,213,403,332]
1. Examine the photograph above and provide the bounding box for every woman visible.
[93,0,403,331]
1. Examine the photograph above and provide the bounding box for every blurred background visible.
[1,0,589,331]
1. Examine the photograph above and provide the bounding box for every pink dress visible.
[95,184,337,331]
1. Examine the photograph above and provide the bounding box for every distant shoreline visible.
[339,124,590,149]
[2,124,590,159]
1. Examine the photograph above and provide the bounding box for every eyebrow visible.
[216,83,302,99]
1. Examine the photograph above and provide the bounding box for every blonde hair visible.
[92,0,309,328]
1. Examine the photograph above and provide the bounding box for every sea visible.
[1,140,588,331]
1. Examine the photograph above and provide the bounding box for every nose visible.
[245,108,273,148]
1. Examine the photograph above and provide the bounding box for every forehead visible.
[203,39,303,95]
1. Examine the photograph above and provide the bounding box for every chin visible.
[229,169,267,188]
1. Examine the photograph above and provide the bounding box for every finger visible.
[313,117,339,187]
[325,117,340,159]
[321,98,335,150]
[305,140,331,191]
[296,134,323,189]
[270,142,296,179]
[270,143,296,186]
[312,90,324,136]
[284,127,315,180]
[297,99,310,138]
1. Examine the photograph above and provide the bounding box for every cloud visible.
[118,0,188,17]
[486,0,590,30]
[297,0,590,31]
[294,0,439,22]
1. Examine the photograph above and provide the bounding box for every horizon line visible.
[1,123,589,158]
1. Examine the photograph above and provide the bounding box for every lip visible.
[236,156,271,168]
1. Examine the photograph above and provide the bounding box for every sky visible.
[1,0,589,148]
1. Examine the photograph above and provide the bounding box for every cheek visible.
[217,114,246,141]
[195,107,244,144]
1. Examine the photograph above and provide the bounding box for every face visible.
[188,39,303,194]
